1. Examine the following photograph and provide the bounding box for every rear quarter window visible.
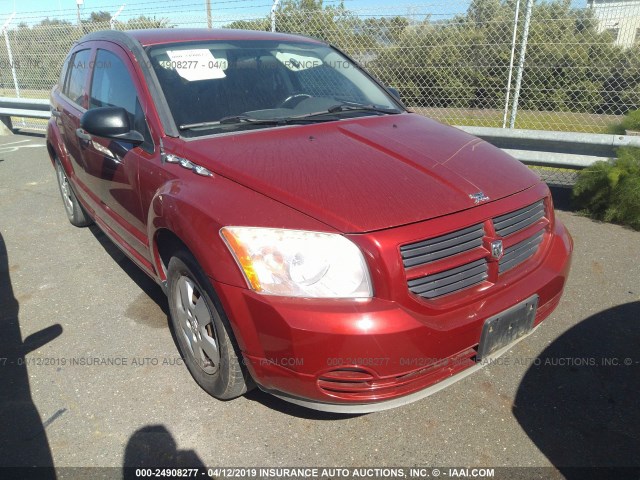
[63,49,92,107]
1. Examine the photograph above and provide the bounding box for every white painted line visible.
[0,139,31,147]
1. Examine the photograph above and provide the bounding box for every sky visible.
[0,0,587,28]
[0,0,425,25]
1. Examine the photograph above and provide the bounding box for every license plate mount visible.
[477,295,538,361]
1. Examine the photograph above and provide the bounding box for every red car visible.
[47,28,572,413]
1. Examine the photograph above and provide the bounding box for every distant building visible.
[588,0,640,47]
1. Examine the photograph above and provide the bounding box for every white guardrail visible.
[2,97,640,170]
[0,97,50,131]
[458,126,640,169]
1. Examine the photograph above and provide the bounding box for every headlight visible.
[220,227,373,298]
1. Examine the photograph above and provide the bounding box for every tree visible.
[125,15,171,29]
[88,11,112,23]
[225,19,270,31]
[370,0,640,115]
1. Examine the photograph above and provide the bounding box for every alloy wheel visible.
[174,275,221,375]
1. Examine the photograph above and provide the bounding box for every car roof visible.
[81,28,324,48]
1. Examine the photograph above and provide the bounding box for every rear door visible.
[54,47,93,196]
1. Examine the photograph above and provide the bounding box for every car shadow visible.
[0,233,61,477]
[513,301,640,477]
[88,225,169,318]
[122,425,206,479]
[243,388,363,420]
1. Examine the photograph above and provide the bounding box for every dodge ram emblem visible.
[491,240,504,260]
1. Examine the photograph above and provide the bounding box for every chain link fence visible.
[1,0,639,185]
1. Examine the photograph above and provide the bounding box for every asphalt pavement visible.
[0,133,639,477]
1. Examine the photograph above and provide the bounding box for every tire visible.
[167,250,249,400]
[54,159,92,227]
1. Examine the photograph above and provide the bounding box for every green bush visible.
[621,109,640,132]
[572,147,640,230]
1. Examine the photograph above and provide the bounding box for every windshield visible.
[147,40,403,137]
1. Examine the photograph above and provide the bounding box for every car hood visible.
[181,113,540,233]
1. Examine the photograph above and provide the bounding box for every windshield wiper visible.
[326,102,401,115]
[219,115,285,125]
[179,114,335,131]
[179,116,278,130]
[289,102,401,121]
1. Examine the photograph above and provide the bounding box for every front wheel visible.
[167,251,249,400]
[54,159,92,227]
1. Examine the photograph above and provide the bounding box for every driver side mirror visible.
[81,107,144,145]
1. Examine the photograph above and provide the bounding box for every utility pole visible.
[2,13,20,99]
[110,4,126,30]
[509,0,534,129]
[270,0,280,32]
[502,0,520,129]
[76,0,84,28]
[206,0,212,29]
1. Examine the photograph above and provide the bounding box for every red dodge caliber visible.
[47,28,572,413]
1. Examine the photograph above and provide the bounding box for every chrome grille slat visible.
[400,224,484,268]
[496,210,544,237]
[494,201,545,237]
[409,260,489,299]
[401,224,484,254]
[499,231,544,273]
[409,259,487,293]
[408,258,487,287]
[401,228,484,259]
[402,237,484,267]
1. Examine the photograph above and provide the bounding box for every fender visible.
[146,173,338,358]
[146,172,337,286]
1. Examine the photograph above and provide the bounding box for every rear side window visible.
[89,49,153,152]
[63,49,91,107]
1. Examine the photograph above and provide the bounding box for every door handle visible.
[76,128,91,142]
[51,108,61,118]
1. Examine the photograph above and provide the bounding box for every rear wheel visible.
[167,251,249,399]
[54,159,92,227]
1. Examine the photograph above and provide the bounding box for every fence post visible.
[271,0,281,32]
[206,0,212,29]
[2,13,20,99]
[110,4,126,30]
[502,0,520,129]
[509,0,533,129]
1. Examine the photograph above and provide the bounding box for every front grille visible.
[408,258,488,299]
[494,200,545,237]
[402,198,548,301]
[499,230,544,273]
[400,223,484,268]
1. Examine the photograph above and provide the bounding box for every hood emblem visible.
[490,240,504,260]
[469,192,490,204]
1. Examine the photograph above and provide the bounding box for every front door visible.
[78,45,157,268]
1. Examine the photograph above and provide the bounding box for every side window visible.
[63,49,91,107]
[89,49,153,152]
[59,54,71,88]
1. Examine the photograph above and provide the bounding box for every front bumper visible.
[213,211,572,413]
